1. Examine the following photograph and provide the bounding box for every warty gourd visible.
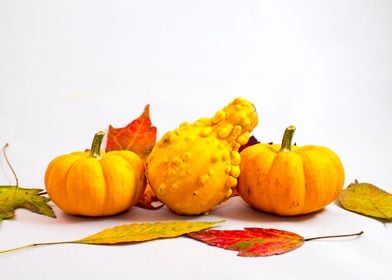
[146,97,258,215]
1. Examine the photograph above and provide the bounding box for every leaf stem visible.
[304,231,364,242]
[2,143,19,187]
[0,240,75,254]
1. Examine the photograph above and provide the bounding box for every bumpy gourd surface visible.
[146,97,258,215]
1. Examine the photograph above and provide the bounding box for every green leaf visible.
[338,180,392,220]
[0,143,55,222]
[0,186,56,221]
[0,220,223,254]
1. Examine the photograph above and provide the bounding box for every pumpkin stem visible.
[280,125,296,152]
[89,131,105,159]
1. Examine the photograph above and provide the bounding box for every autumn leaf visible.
[188,228,363,257]
[0,144,55,222]
[338,180,392,220]
[77,220,222,244]
[0,220,223,254]
[106,104,157,160]
[136,184,163,209]
[106,105,160,209]
[0,186,56,221]
[188,228,303,257]
[238,135,260,153]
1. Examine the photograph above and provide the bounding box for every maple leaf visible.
[188,228,363,257]
[0,220,223,254]
[338,180,392,220]
[0,186,56,221]
[106,104,157,160]
[0,143,55,222]
[106,105,160,209]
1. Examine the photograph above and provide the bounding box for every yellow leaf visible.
[77,220,223,244]
[338,180,392,220]
[0,220,223,254]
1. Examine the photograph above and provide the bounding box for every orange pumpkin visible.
[238,125,344,216]
[44,131,146,216]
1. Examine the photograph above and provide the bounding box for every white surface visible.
[0,1,391,279]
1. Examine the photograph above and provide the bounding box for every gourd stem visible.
[280,125,296,152]
[89,131,105,159]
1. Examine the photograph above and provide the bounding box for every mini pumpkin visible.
[146,97,258,215]
[44,131,146,216]
[238,125,344,216]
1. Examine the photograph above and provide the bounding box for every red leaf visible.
[106,105,159,209]
[136,184,164,210]
[188,228,304,257]
[238,135,259,153]
[106,104,157,160]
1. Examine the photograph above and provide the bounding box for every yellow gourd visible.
[146,97,258,215]
[44,131,146,216]
[238,125,344,216]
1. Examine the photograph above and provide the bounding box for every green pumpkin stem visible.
[89,131,105,159]
[280,125,296,152]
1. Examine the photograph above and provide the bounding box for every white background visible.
[0,1,391,279]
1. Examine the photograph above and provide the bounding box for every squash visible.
[146,97,258,215]
[238,125,344,216]
[44,131,146,216]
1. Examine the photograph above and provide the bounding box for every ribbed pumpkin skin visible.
[45,150,145,217]
[238,143,345,216]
